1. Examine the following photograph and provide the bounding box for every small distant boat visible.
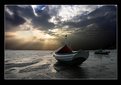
[53,35,89,66]
[95,49,110,55]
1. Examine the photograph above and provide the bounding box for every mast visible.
[64,34,72,50]
[64,35,67,45]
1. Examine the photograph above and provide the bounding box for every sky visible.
[5,5,117,50]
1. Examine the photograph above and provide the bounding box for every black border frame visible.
[0,0,120,82]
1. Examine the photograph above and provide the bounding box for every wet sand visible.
[4,50,117,80]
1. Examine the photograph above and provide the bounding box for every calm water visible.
[4,50,117,80]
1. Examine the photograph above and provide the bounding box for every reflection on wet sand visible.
[53,62,87,79]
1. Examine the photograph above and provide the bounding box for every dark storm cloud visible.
[62,5,116,31]
[16,6,35,18]
[85,6,116,31]
[31,7,55,29]
[17,5,55,29]
[63,5,117,50]
[5,6,26,31]
[5,5,55,31]
[5,5,116,31]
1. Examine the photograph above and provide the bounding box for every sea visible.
[4,50,117,80]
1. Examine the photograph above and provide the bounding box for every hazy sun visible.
[15,31,33,39]
[13,29,56,42]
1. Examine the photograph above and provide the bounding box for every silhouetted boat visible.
[53,35,89,66]
[95,49,110,55]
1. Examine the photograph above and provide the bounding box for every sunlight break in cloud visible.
[5,6,14,16]
[5,17,56,43]
[31,5,46,16]
[48,28,75,37]
[48,5,103,24]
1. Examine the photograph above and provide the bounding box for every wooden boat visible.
[53,48,89,65]
[53,35,89,66]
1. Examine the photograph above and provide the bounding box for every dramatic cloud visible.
[5,5,117,50]
[5,5,54,31]
[48,5,102,23]
[62,5,116,29]
[5,6,26,31]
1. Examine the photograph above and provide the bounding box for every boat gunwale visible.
[53,52,76,57]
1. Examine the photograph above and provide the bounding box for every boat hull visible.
[57,57,87,66]
[53,50,89,66]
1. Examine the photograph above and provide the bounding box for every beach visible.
[4,50,117,80]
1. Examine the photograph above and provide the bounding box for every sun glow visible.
[11,29,56,42]
[5,30,60,50]
[15,31,33,39]
[48,28,74,36]
[32,29,56,40]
